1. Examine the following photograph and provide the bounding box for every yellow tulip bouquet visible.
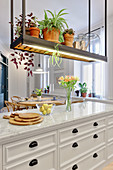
[58,75,79,111]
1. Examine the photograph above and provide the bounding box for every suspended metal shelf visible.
[10,0,107,63]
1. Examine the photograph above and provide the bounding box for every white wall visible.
[104,15,113,99]
[8,60,27,100]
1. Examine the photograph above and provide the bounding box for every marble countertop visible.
[1,101,113,143]
[43,92,113,104]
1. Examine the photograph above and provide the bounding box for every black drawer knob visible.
[93,153,98,158]
[72,142,78,148]
[29,141,38,148]
[29,159,38,166]
[72,128,78,134]
[93,122,98,126]
[93,134,98,139]
[72,164,78,169]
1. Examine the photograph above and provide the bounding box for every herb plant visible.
[35,88,42,96]
[63,28,74,35]
[79,82,88,93]
[38,9,69,32]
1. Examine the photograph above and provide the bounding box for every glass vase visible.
[66,88,72,112]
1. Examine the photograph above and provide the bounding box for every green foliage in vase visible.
[38,9,69,32]
[79,82,88,93]
[35,88,42,96]
[58,76,79,90]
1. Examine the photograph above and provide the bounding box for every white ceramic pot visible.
[37,96,41,100]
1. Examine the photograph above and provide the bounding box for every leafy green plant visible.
[47,85,49,89]
[38,9,68,32]
[79,82,88,93]
[35,88,42,96]
[63,28,74,36]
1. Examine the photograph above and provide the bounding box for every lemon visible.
[43,104,48,110]
[47,108,51,114]
[42,110,47,115]
[48,104,53,108]
[41,106,44,112]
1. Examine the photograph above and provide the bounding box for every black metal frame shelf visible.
[10,0,107,62]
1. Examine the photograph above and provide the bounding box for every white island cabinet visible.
[1,101,113,170]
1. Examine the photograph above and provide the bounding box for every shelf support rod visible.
[22,0,25,35]
[11,0,13,44]
[105,0,107,57]
[88,0,91,53]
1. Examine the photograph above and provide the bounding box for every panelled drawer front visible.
[59,118,105,143]
[108,115,113,125]
[59,130,105,168]
[108,125,113,142]
[61,147,106,170]
[3,148,57,170]
[3,131,57,165]
[107,141,113,159]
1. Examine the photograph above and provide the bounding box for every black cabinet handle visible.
[72,128,78,134]
[72,142,78,148]
[93,122,98,126]
[72,164,78,169]
[93,153,98,158]
[29,141,38,148]
[93,134,98,139]
[29,159,38,166]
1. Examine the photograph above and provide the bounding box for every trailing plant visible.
[9,12,39,39]
[38,9,69,33]
[45,43,62,67]
[63,28,74,36]
[10,51,34,77]
[79,82,88,93]
[35,88,42,96]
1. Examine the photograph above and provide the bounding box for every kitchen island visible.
[1,101,113,170]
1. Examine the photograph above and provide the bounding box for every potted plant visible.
[47,85,49,93]
[79,82,88,97]
[28,13,40,38]
[38,9,68,43]
[10,12,40,40]
[35,88,42,100]
[63,28,74,47]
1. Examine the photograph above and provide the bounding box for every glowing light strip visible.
[33,71,48,74]
[23,44,101,62]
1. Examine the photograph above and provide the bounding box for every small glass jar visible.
[84,33,100,54]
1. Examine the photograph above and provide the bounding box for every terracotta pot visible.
[88,93,91,97]
[29,27,40,38]
[81,93,87,97]
[63,33,74,47]
[25,27,30,35]
[42,27,60,43]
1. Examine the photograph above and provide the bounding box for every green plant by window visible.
[79,82,88,93]
[38,9,69,32]
[35,88,42,96]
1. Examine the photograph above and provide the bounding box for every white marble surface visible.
[1,101,113,143]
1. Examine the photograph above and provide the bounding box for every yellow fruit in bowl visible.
[42,110,47,115]
[40,106,44,112]
[47,108,51,114]
[43,104,48,110]
[48,104,53,108]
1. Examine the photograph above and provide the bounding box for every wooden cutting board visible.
[18,113,40,119]
[9,117,43,126]
[14,116,41,122]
